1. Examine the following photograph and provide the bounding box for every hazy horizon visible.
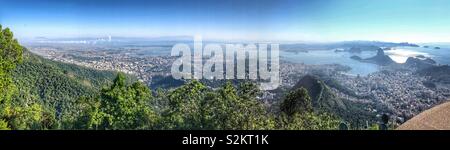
[18,35,450,45]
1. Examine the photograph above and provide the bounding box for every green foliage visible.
[159,81,276,130]
[0,119,10,130]
[280,87,313,116]
[161,80,206,129]
[201,82,275,130]
[10,49,124,129]
[0,25,23,81]
[277,112,340,130]
[368,124,379,130]
[5,103,43,129]
[277,87,340,130]
[0,25,23,129]
[85,73,158,130]
[13,50,120,118]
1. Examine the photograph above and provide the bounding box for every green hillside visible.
[3,49,137,129]
[292,75,377,128]
[12,50,120,119]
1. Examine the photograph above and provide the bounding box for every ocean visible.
[281,44,450,76]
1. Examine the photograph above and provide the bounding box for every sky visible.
[1,0,450,42]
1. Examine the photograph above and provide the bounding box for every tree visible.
[278,87,340,130]
[202,82,242,129]
[161,81,275,130]
[202,82,274,130]
[0,25,23,103]
[5,103,44,130]
[0,25,24,129]
[280,87,313,116]
[277,112,340,130]
[86,73,158,130]
[161,80,206,129]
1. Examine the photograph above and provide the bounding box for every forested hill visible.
[11,49,130,127]
[13,49,118,101]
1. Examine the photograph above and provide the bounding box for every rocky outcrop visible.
[351,49,395,66]
[397,102,450,130]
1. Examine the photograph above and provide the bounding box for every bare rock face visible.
[397,102,450,130]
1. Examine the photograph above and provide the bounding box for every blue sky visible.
[1,0,450,42]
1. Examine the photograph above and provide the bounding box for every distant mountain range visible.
[281,41,419,52]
